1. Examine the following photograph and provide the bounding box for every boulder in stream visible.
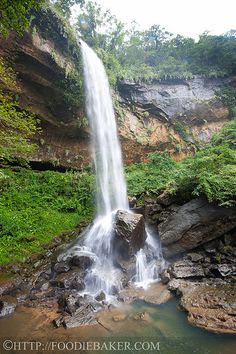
[113,210,147,259]
[63,304,97,328]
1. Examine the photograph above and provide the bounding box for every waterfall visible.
[62,40,163,298]
[81,40,128,215]
[134,230,165,289]
[79,40,128,296]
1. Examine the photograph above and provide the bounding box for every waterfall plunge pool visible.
[0,297,235,354]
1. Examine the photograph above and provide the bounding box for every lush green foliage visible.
[51,0,85,18]
[126,119,236,207]
[211,118,236,148]
[33,4,85,109]
[172,145,236,206]
[216,85,236,113]
[0,0,45,37]
[0,57,39,161]
[126,153,178,196]
[0,168,94,264]
[74,1,236,83]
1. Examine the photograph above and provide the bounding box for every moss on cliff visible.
[30,4,85,114]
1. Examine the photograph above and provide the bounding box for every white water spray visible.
[80,40,128,296]
[81,41,128,215]
[62,40,164,297]
[135,230,165,289]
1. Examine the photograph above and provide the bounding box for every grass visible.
[125,152,178,197]
[0,169,94,264]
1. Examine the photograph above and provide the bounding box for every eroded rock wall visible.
[118,78,230,159]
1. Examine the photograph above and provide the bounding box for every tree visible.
[144,25,172,50]
[52,0,85,18]
[75,0,126,84]
[0,0,45,37]
[120,27,146,66]
[75,0,125,51]
[0,57,39,161]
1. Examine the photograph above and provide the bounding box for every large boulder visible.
[113,210,147,259]
[159,198,236,257]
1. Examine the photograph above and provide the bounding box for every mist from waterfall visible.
[63,40,163,298]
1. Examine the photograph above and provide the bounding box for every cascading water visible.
[81,41,128,215]
[61,40,164,298]
[80,40,129,296]
[134,229,165,289]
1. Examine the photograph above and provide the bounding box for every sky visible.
[94,0,236,39]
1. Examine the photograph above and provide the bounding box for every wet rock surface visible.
[50,269,85,291]
[160,229,236,334]
[118,78,229,124]
[169,260,205,278]
[119,282,172,305]
[62,304,97,328]
[168,279,236,334]
[113,210,147,258]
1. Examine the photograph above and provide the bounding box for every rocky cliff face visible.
[117,78,230,159]
[0,7,231,168]
[118,78,228,123]
[0,6,91,169]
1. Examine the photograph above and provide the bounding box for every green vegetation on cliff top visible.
[2,0,235,84]
[0,0,45,37]
[72,1,236,82]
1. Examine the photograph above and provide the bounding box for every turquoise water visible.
[99,299,236,354]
